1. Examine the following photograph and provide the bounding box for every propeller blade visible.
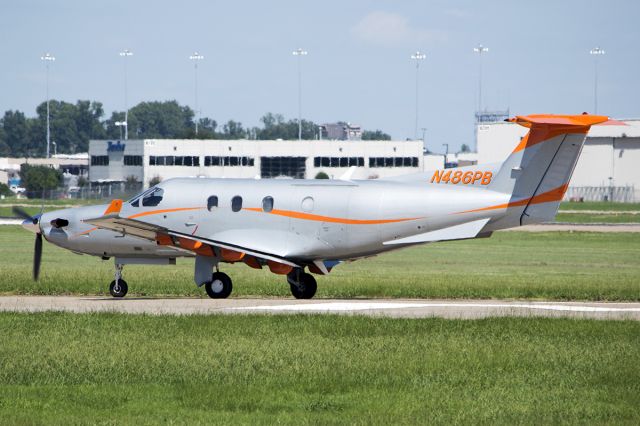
[33,233,43,281]
[12,206,34,222]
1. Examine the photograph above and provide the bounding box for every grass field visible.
[559,201,640,211]
[555,212,640,223]
[0,313,637,424]
[1,225,639,301]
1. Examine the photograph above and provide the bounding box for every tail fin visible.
[488,114,608,225]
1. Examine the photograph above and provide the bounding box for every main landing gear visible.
[287,269,317,299]
[109,263,128,298]
[204,271,233,299]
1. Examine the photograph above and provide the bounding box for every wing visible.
[84,213,301,268]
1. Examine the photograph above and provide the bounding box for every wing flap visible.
[383,218,490,245]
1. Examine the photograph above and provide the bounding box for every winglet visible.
[104,199,123,215]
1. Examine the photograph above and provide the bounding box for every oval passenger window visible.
[262,196,274,213]
[301,196,314,212]
[231,196,243,212]
[207,195,218,212]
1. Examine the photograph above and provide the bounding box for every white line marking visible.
[231,302,640,313]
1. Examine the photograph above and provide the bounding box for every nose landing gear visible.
[109,263,128,298]
[287,269,317,299]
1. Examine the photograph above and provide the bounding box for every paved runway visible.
[0,296,639,320]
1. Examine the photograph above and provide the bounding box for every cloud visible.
[351,11,446,47]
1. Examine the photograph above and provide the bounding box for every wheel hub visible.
[211,279,224,293]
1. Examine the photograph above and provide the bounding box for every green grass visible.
[1,225,639,300]
[559,201,640,211]
[0,198,99,206]
[0,312,638,424]
[555,213,640,223]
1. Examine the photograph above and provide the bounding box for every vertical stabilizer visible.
[488,114,608,226]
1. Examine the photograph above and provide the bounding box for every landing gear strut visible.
[204,271,233,299]
[287,269,317,299]
[109,264,128,298]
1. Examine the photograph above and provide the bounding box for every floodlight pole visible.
[41,53,55,158]
[590,47,605,114]
[189,52,204,135]
[473,44,489,112]
[292,48,308,141]
[119,49,133,139]
[410,51,426,140]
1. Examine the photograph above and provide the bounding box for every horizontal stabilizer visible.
[383,218,490,245]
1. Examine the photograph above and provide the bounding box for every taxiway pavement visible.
[0,296,638,320]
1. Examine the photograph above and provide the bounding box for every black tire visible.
[109,279,128,298]
[205,272,233,299]
[289,272,317,299]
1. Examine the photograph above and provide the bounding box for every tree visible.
[315,171,329,179]
[77,176,89,188]
[120,101,195,139]
[362,130,391,141]
[256,113,319,140]
[460,144,471,153]
[124,175,141,192]
[2,110,31,156]
[19,164,62,195]
[0,182,13,197]
[221,120,246,139]
[148,176,162,187]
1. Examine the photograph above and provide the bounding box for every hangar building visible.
[89,139,441,189]
[477,119,640,202]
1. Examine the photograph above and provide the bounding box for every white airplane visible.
[15,114,607,299]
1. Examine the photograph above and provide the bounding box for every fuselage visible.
[38,177,509,261]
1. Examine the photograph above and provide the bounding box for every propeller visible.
[12,206,43,281]
[34,233,42,281]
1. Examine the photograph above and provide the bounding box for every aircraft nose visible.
[21,213,42,234]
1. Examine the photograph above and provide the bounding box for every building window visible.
[207,196,218,211]
[205,156,253,167]
[262,196,274,213]
[124,155,142,166]
[91,155,109,166]
[231,196,243,212]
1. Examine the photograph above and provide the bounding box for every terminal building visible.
[89,139,436,189]
[477,119,640,202]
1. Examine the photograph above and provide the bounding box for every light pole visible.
[421,127,427,152]
[119,49,133,139]
[442,143,449,167]
[590,47,605,114]
[40,52,55,158]
[292,48,308,141]
[189,52,204,135]
[410,51,426,140]
[115,121,126,140]
[473,44,489,112]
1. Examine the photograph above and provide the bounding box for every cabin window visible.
[262,196,274,213]
[231,196,243,212]
[207,196,218,211]
[142,188,164,207]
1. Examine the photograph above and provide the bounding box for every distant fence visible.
[564,186,636,203]
[18,182,143,202]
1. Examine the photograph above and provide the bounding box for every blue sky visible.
[1,0,638,152]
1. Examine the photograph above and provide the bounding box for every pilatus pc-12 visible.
[15,114,607,299]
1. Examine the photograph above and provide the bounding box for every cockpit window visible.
[207,196,218,211]
[142,188,164,207]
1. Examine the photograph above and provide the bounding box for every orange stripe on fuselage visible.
[243,207,421,225]
[459,184,569,214]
